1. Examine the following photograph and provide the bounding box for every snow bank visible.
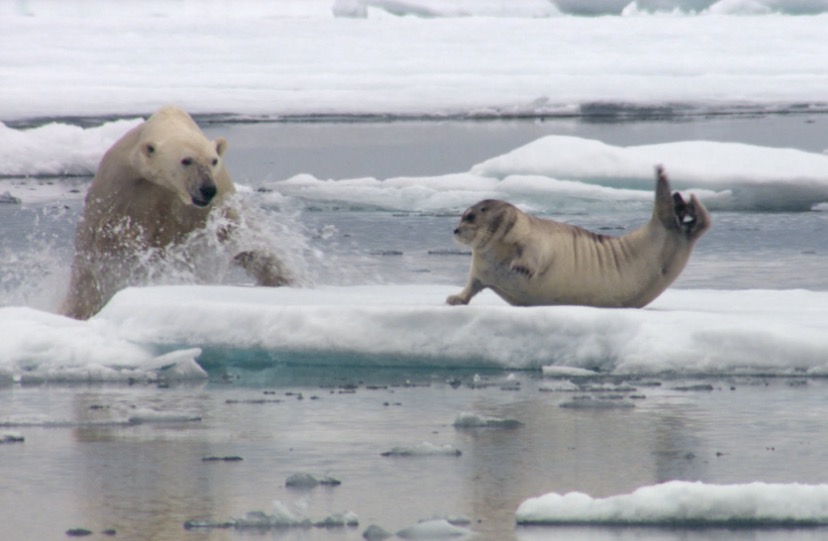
[3,284,825,382]
[0,306,206,384]
[471,136,828,211]
[5,284,828,382]
[517,481,828,526]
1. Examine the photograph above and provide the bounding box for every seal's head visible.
[453,199,516,249]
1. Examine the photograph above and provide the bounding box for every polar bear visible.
[61,106,293,320]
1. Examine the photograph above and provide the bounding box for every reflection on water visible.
[3,373,828,541]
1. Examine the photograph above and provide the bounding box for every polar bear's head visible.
[134,134,227,208]
[131,106,228,208]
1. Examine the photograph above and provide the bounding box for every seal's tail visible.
[653,165,711,240]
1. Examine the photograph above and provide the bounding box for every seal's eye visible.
[181,158,193,166]
[464,212,475,223]
[480,207,487,213]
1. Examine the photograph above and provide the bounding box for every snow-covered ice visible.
[381,441,463,457]
[452,412,522,428]
[5,284,828,382]
[516,481,828,526]
[2,1,828,122]
[396,518,474,538]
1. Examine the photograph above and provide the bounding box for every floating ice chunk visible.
[128,410,202,424]
[516,481,828,526]
[559,397,635,409]
[185,506,354,531]
[0,432,24,444]
[397,518,473,538]
[234,502,312,529]
[285,472,342,488]
[145,348,208,381]
[542,366,601,378]
[381,442,462,457]
[363,523,393,540]
[452,412,522,429]
[202,456,243,462]
[0,118,142,177]
[0,191,21,204]
[313,511,358,528]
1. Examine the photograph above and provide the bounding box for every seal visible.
[446,166,710,308]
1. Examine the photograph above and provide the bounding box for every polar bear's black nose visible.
[200,184,217,202]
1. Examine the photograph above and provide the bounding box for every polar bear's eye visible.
[211,158,218,166]
[181,158,193,166]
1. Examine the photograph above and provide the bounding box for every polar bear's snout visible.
[197,183,217,204]
[190,166,218,207]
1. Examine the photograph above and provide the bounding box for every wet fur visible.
[447,166,710,308]
[61,106,293,320]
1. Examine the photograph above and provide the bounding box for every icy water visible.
[4,373,828,541]
[2,114,828,540]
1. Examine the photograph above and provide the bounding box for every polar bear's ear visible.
[215,137,228,157]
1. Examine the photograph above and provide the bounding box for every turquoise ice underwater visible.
[4,1,828,540]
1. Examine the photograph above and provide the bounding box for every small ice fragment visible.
[65,529,93,537]
[286,472,319,488]
[202,456,243,462]
[542,366,600,378]
[234,506,311,529]
[381,442,462,457]
[559,397,635,409]
[128,411,202,424]
[314,511,358,528]
[0,191,21,204]
[397,518,473,538]
[452,412,522,429]
[285,472,342,488]
[146,348,207,381]
[0,432,24,444]
[363,524,393,540]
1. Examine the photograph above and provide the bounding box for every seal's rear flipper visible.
[679,193,711,240]
[653,165,711,240]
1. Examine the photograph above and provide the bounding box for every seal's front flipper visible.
[510,243,537,278]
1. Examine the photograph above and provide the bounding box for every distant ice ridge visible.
[516,481,828,526]
[274,136,828,212]
[5,0,828,19]
[0,118,141,178]
[334,0,828,17]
